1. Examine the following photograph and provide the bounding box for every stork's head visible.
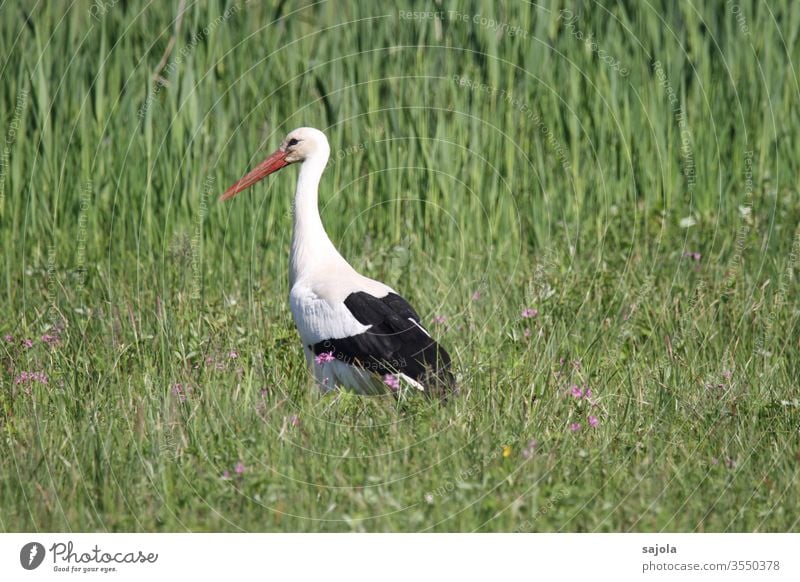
[281,127,330,164]
[220,127,330,201]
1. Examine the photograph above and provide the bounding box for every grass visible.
[1,0,799,532]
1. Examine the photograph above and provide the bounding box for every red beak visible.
[220,148,290,201]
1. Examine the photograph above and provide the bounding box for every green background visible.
[0,0,798,531]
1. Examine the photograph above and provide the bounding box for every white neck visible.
[289,152,346,286]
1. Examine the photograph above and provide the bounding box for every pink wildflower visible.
[3,334,12,343]
[315,351,335,365]
[569,422,582,432]
[523,328,532,338]
[471,291,482,301]
[683,251,702,261]
[383,374,400,392]
[521,439,538,459]
[228,350,239,360]
[433,315,447,325]
[235,462,246,475]
[22,339,33,349]
[289,414,300,427]
[14,371,49,389]
[222,470,230,479]
[588,415,599,428]
[521,308,538,318]
[570,385,583,398]
[41,333,60,347]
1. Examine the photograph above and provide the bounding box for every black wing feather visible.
[312,292,454,391]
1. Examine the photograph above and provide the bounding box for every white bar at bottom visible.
[1,533,797,581]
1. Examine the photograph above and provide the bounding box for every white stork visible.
[220,127,454,397]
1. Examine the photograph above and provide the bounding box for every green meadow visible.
[1,0,798,531]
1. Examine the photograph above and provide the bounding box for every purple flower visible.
[22,339,33,349]
[228,350,239,360]
[235,462,246,475]
[523,328,532,338]
[3,334,12,343]
[722,369,732,380]
[41,333,60,347]
[222,470,230,479]
[433,315,447,325]
[289,414,300,427]
[569,422,582,433]
[683,251,702,261]
[171,383,186,402]
[570,385,583,398]
[471,291,482,301]
[383,374,400,392]
[521,308,538,318]
[315,351,335,365]
[588,415,599,428]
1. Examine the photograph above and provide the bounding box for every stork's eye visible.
[287,138,299,147]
